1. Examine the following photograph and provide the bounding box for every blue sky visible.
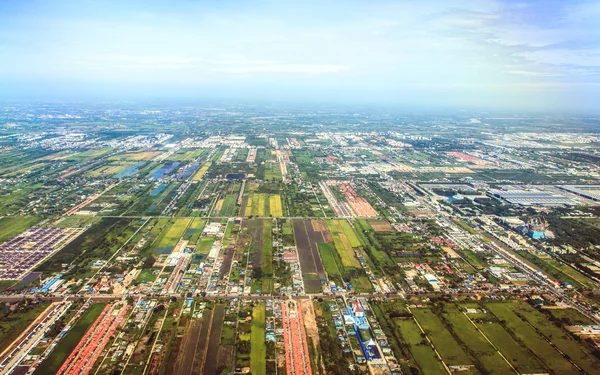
[1,0,599,112]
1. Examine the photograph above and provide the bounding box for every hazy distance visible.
[1,0,599,113]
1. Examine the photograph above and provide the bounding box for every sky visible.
[0,0,599,113]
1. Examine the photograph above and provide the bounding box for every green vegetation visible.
[0,301,49,353]
[0,216,42,242]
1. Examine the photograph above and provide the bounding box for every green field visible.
[327,220,361,268]
[339,220,361,247]
[34,303,106,375]
[317,242,344,284]
[262,161,282,181]
[216,182,241,217]
[251,303,266,375]
[196,236,216,256]
[0,216,42,242]
[548,308,595,325]
[135,268,158,283]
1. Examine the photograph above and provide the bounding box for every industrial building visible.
[488,188,575,206]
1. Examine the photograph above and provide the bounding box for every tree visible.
[252,267,264,279]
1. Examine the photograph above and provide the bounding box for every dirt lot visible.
[369,220,393,232]
[203,304,225,374]
[243,219,265,268]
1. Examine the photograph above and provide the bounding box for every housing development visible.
[1,103,600,375]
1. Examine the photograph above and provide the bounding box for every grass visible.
[411,308,473,366]
[34,303,106,375]
[548,308,595,325]
[475,319,546,373]
[485,302,579,374]
[196,236,216,256]
[439,304,515,375]
[135,268,157,283]
[317,242,343,284]
[339,220,361,247]
[218,183,241,217]
[0,216,42,242]
[510,301,600,374]
[263,162,282,181]
[251,303,266,375]
[395,318,448,375]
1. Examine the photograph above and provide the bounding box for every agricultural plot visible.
[261,161,282,181]
[293,219,327,293]
[411,308,476,371]
[124,182,181,216]
[251,303,267,375]
[62,149,112,162]
[269,194,283,217]
[245,193,268,217]
[154,218,192,255]
[485,302,580,374]
[87,161,137,178]
[204,304,226,374]
[148,161,181,179]
[471,313,547,374]
[184,218,206,244]
[167,148,208,162]
[109,150,162,161]
[505,301,600,374]
[192,161,212,181]
[326,220,361,268]
[438,304,517,375]
[214,181,242,217]
[317,242,344,285]
[395,316,449,375]
[172,309,210,375]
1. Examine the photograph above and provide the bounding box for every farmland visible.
[251,302,266,375]
[293,219,327,293]
[192,161,212,181]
